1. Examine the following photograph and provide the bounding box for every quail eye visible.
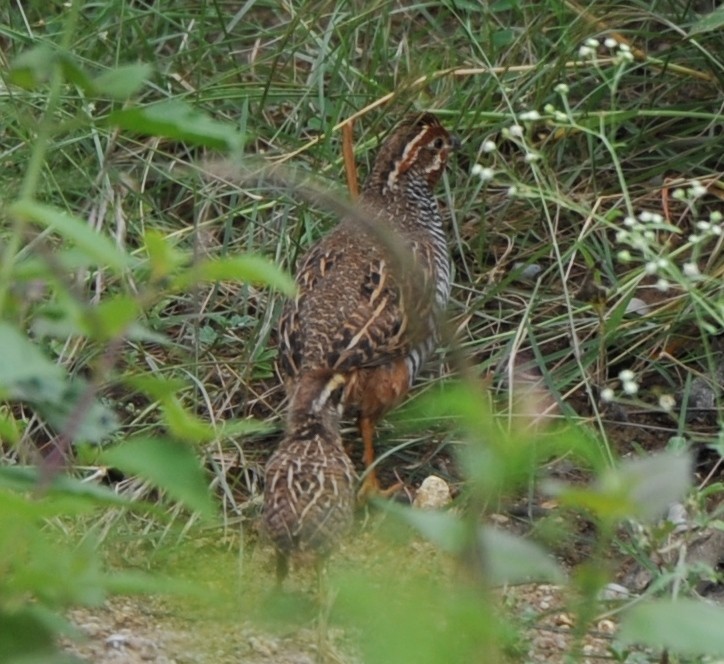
[432,137,445,150]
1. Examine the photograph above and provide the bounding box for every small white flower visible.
[578,45,595,59]
[473,166,495,182]
[508,124,524,138]
[657,258,668,269]
[656,278,670,292]
[696,221,711,231]
[554,83,570,95]
[688,180,707,198]
[643,230,656,241]
[519,110,541,121]
[631,236,648,250]
[623,216,637,227]
[619,43,631,52]
[615,230,629,243]
[659,394,676,411]
[543,103,556,114]
[688,234,701,244]
[672,188,686,200]
[507,185,518,197]
[554,111,568,123]
[584,37,600,48]
[618,369,635,382]
[711,224,722,236]
[710,211,722,223]
[524,152,540,163]
[623,381,639,396]
[616,50,634,63]
[683,262,699,277]
[482,139,497,153]
[617,249,632,262]
[604,37,618,49]
[644,261,658,274]
[471,163,484,176]
[601,387,615,402]
[650,213,664,224]
[639,210,654,222]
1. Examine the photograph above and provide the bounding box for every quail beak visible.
[451,134,462,151]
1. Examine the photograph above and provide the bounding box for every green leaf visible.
[9,200,129,274]
[554,451,692,522]
[108,100,244,151]
[92,62,152,99]
[161,396,216,442]
[38,379,119,444]
[382,501,467,553]
[0,322,66,403]
[91,294,140,339]
[481,527,565,585]
[0,467,129,507]
[177,255,296,296]
[100,436,216,518]
[9,44,96,96]
[620,599,724,656]
[0,607,59,660]
[143,229,186,280]
[8,44,58,89]
[689,6,724,35]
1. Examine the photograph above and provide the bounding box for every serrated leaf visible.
[481,527,565,585]
[38,379,119,444]
[178,255,296,296]
[92,62,151,99]
[108,100,244,151]
[9,200,129,274]
[620,599,724,656]
[100,436,215,518]
[689,6,724,35]
[0,322,66,403]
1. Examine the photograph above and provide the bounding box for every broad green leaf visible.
[481,527,565,585]
[92,294,139,339]
[9,201,129,274]
[0,607,58,660]
[177,255,296,296]
[161,396,216,442]
[8,45,93,93]
[92,62,152,99]
[554,451,692,522]
[620,599,724,656]
[100,436,216,518]
[0,411,21,444]
[689,6,724,35]
[108,100,244,151]
[143,229,186,280]
[0,467,129,507]
[38,380,119,444]
[382,501,468,553]
[8,44,57,89]
[122,374,187,400]
[0,322,66,403]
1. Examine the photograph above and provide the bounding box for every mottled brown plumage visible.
[262,372,356,582]
[263,113,456,579]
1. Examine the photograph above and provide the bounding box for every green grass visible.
[1,0,723,662]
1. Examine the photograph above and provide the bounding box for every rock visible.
[413,475,452,509]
